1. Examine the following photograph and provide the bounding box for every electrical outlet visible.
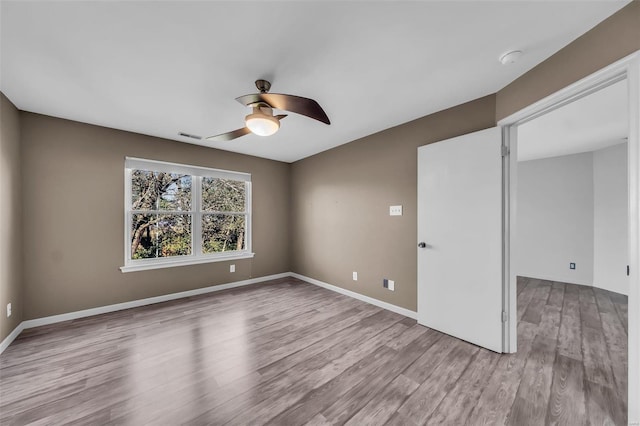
[570,263,576,270]
[353,271,358,281]
[6,303,11,318]
[388,280,395,291]
[230,264,235,273]
[389,205,403,216]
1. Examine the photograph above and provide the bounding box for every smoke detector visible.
[499,50,522,65]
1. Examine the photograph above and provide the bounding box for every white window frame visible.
[120,157,254,273]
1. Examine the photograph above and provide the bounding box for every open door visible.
[417,127,503,352]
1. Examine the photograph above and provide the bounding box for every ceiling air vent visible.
[178,132,202,140]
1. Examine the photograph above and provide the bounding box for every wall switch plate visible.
[6,303,11,318]
[230,264,235,273]
[389,205,403,216]
[388,280,395,291]
[353,271,358,281]
[570,263,576,270]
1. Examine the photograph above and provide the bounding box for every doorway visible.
[514,78,628,423]
[500,51,640,424]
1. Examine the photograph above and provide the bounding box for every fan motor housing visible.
[255,79,271,93]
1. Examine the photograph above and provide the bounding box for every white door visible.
[417,127,503,352]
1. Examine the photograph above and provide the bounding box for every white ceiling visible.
[518,79,628,162]
[0,1,630,163]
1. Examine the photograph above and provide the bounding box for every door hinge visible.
[501,311,507,322]
[501,146,509,157]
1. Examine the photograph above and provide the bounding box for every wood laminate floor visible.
[0,277,628,425]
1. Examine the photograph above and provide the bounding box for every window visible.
[121,158,252,272]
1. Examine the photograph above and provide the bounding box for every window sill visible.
[120,252,255,273]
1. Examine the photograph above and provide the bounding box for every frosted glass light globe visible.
[246,113,280,136]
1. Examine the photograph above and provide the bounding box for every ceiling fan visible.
[198,79,331,142]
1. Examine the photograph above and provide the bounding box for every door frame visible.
[498,50,640,422]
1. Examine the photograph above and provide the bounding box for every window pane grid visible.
[202,214,247,254]
[131,170,192,211]
[129,213,192,260]
[125,159,251,268]
[201,177,246,212]
[130,210,195,214]
[195,211,246,215]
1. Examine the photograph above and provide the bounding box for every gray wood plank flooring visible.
[0,276,627,425]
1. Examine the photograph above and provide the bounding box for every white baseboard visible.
[290,273,417,319]
[22,272,290,329]
[0,272,290,355]
[0,322,25,355]
[520,273,593,287]
[1,270,416,355]
[520,275,628,296]
[590,281,629,296]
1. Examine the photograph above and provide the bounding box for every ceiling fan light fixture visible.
[245,108,280,136]
[203,80,329,142]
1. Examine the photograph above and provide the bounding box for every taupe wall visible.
[20,113,290,319]
[290,96,497,311]
[0,93,23,342]
[497,1,640,120]
[290,1,639,313]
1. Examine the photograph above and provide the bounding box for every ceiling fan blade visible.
[205,127,251,142]
[236,93,330,125]
[205,116,286,142]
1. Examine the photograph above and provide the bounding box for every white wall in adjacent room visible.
[593,142,628,295]
[517,152,594,286]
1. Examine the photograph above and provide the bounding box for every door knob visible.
[418,242,427,248]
